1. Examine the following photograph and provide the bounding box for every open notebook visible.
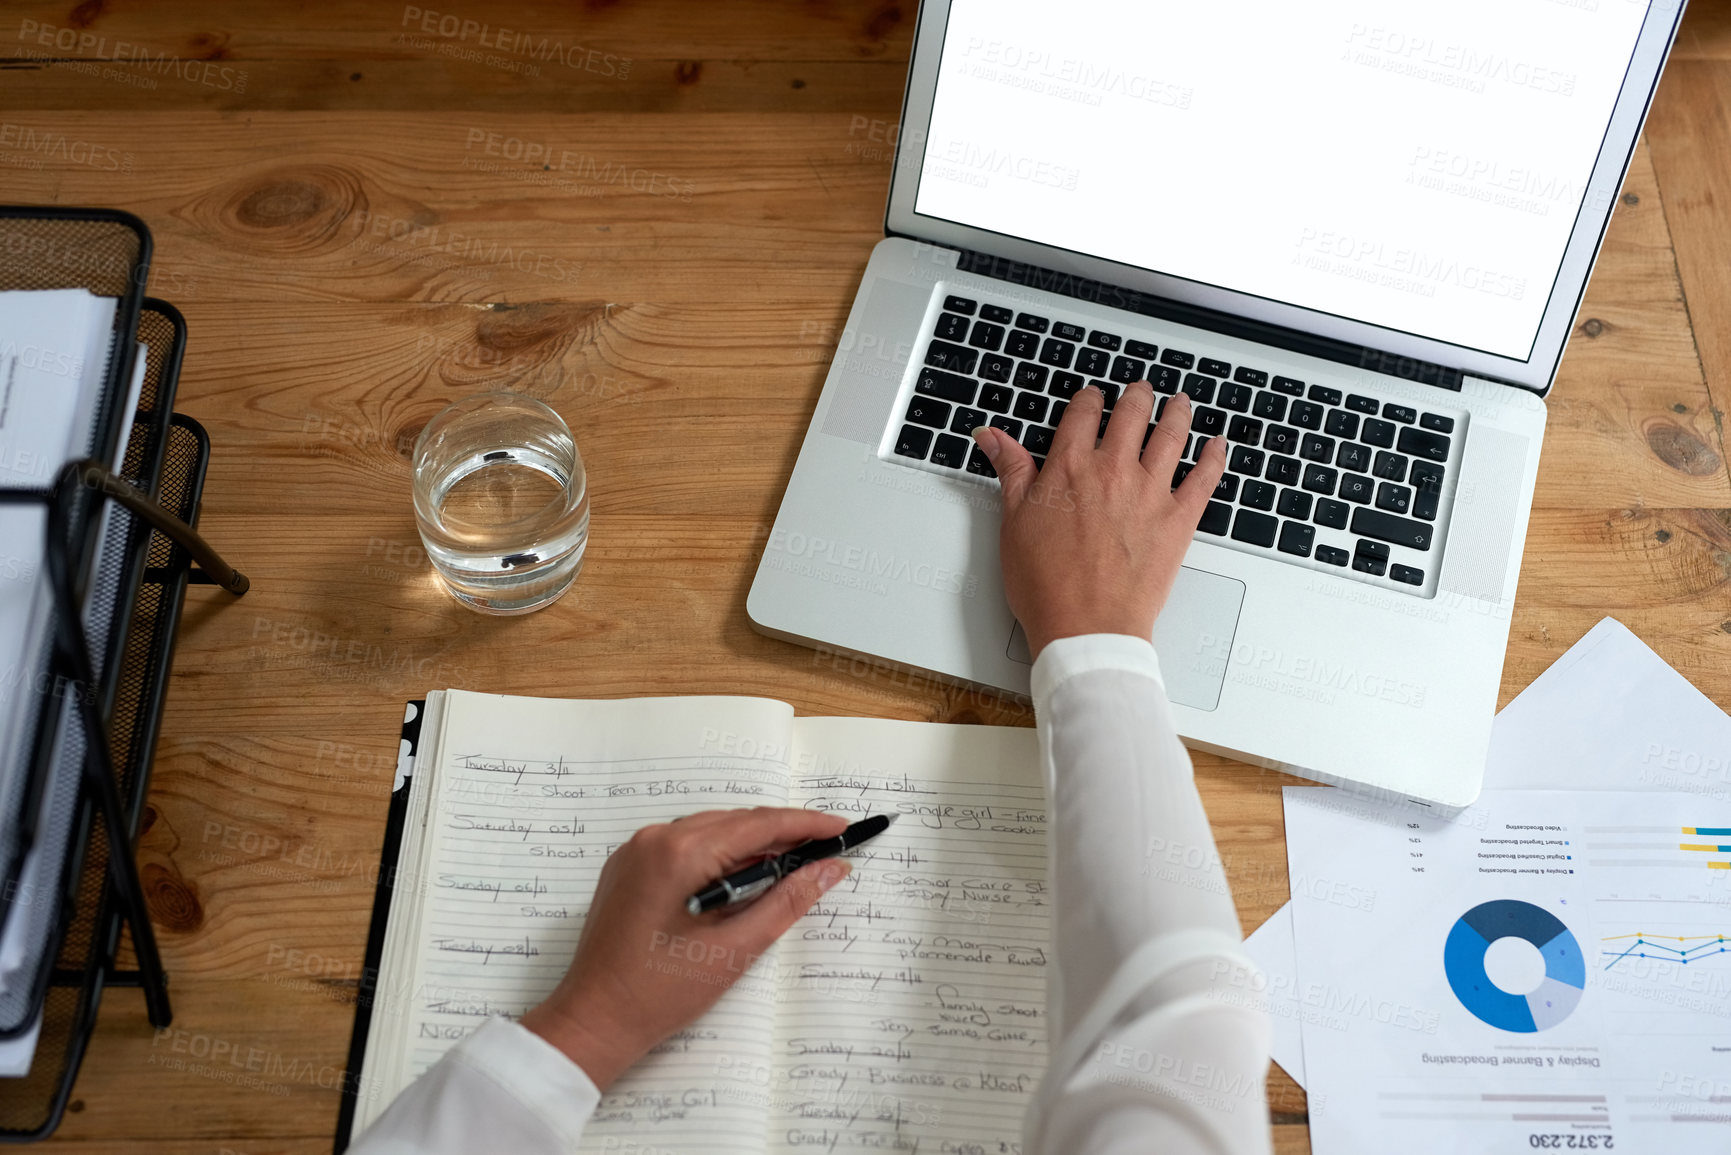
[345,689,1047,1152]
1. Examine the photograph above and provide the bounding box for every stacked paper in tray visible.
[0,288,135,1077]
[1245,618,1731,1151]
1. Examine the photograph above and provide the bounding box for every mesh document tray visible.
[0,292,204,1140]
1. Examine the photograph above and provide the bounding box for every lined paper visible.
[394,689,798,1153]
[768,717,1046,1154]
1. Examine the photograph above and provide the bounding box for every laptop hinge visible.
[946,244,1467,393]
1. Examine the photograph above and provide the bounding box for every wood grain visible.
[0,2,1727,1152]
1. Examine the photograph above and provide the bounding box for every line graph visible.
[1601,931,1731,971]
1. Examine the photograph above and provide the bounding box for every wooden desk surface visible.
[4,3,1731,1151]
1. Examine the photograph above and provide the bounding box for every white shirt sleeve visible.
[346,1017,598,1155]
[1024,633,1273,1155]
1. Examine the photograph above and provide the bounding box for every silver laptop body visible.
[750,0,1686,807]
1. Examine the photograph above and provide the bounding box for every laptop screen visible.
[914,0,1651,362]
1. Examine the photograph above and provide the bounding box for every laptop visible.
[748,0,1687,807]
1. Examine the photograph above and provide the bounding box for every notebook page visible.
[389,689,797,1153]
[767,717,1046,1153]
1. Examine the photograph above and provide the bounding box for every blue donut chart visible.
[1443,900,1585,1032]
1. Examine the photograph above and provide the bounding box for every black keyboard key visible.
[1252,392,1287,421]
[1198,500,1232,536]
[1048,371,1084,399]
[1345,393,1379,414]
[1227,415,1263,444]
[1016,313,1049,333]
[1361,418,1395,448]
[1317,544,1349,566]
[1324,410,1359,439]
[1193,406,1226,436]
[1078,348,1111,376]
[1352,540,1389,576]
[944,294,977,315]
[1172,461,1192,488]
[1382,403,1417,424]
[966,447,995,477]
[1339,473,1373,504]
[1038,337,1076,368]
[1271,375,1305,396]
[1053,322,1086,341]
[1336,442,1371,472]
[1214,473,1240,502]
[1234,366,1269,387]
[1375,482,1412,515]
[894,424,933,460]
[1229,446,1265,476]
[1300,433,1335,463]
[1088,330,1122,351]
[1231,508,1279,546]
[1371,451,1407,482]
[1181,373,1217,404]
[981,304,1013,324]
[1013,390,1050,423]
[1240,480,1276,511]
[989,415,1023,439]
[1410,461,1444,492]
[1266,455,1300,486]
[979,352,1014,383]
[1307,385,1342,406]
[1314,498,1349,530]
[1022,424,1054,455]
[1098,411,1112,440]
[1351,508,1433,550]
[950,406,986,435]
[1397,427,1451,462]
[1126,339,1159,360]
[1289,400,1323,430]
[1390,564,1424,586]
[1161,348,1195,369]
[926,339,978,374]
[917,367,977,404]
[930,433,969,468]
[1110,355,1148,384]
[1301,463,1337,495]
[1006,329,1040,359]
[1199,357,1231,378]
[1051,399,1068,424]
[1278,520,1315,557]
[1218,382,1253,412]
[1014,362,1050,391]
[935,312,970,341]
[1277,489,1312,519]
[1420,412,1455,434]
[1414,489,1440,521]
[1150,366,1181,393]
[979,383,1014,413]
[967,320,1004,350]
[906,396,951,428]
[1096,382,1121,409]
[1263,425,1299,455]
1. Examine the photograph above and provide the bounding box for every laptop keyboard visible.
[883,289,1463,596]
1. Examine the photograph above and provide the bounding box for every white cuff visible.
[1030,633,1165,709]
[447,1017,600,1145]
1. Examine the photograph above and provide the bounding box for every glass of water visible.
[412,392,590,615]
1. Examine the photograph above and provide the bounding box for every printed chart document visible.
[351,689,1045,1153]
[1287,786,1731,1153]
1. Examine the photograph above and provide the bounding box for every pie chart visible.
[1443,900,1584,1032]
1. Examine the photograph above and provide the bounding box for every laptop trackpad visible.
[1006,566,1244,711]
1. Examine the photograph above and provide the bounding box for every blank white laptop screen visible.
[915,0,1650,362]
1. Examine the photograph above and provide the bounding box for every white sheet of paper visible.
[1247,616,1731,1090]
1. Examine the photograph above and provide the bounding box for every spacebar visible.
[1350,507,1433,551]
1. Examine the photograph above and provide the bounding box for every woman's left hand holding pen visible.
[520,807,853,1089]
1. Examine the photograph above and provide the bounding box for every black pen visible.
[686,814,897,915]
